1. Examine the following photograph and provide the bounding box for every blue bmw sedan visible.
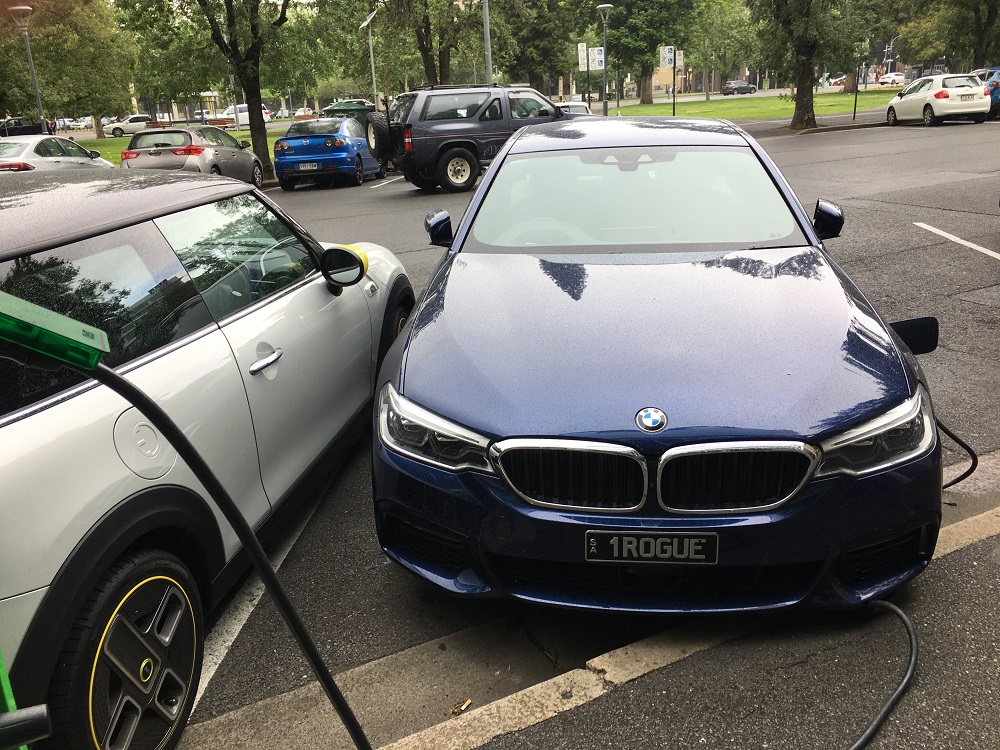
[274,117,383,190]
[373,118,941,614]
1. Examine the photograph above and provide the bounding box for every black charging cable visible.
[847,599,918,750]
[76,362,373,750]
[937,418,978,489]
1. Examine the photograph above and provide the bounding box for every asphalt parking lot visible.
[179,120,1000,749]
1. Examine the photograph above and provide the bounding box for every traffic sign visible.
[578,42,588,72]
[676,49,684,68]
[589,46,604,70]
[660,45,674,68]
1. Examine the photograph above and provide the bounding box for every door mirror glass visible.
[424,209,453,247]
[890,317,939,355]
[89,150,101,159]
[813,199,844,240]
[240,140,251,149]
[320,245,368,289]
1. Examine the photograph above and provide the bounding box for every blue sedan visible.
[274,117,383,190]
[372,117,942,614]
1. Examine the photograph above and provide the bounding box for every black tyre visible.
[376,161,386,179]
[251,162,263,188]
[376,287,415,373]
[210,165,222,175]
[366,112,393,161]
[403,165,439,191]
[922,105,938,127]
[349,156,364,187]
[436,147,479,193]
[973,113,987,124]
[112,127,124,138]
[41,550,203,750]
[886,106,898,126]
[750,86,757,94]
[278,176,295,191]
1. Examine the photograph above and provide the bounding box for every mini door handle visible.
[249,348,283,375]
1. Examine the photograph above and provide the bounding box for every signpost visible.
[578,42,590,107]
[660,46,676,115]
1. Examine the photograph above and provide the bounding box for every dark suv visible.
[366,85,585,192]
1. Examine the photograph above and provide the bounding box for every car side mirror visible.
[554,106,565,118]
[425,209,453,248]
[88,150,101,159]
[240,141,251,149]
[890,317,939,355]
[320,245,368,295]
[813,199,844,240]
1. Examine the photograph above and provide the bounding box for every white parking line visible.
[370,176,405,189]
[914,222,1000,261]
[191,498,320,711]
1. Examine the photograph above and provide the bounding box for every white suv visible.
[221,103,272,128]
[0,170,413,750]
[107,114,153,137]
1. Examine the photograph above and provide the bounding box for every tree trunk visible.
[415,12,438,85]
[438,44,451,85]
[790,42,817,130]
[93,115,105,139]
[972,2,1000,68]
[703,67,709,101]
[843,72,857,95]
[640,62,653,104]
[240,66,274,179]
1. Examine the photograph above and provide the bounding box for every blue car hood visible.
[399,248,910,446]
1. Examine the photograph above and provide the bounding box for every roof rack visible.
[413,84,506,90]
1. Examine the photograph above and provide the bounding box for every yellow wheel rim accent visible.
[88,575,197,750]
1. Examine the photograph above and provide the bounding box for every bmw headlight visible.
[378,383,494,472]
[815,385,935,478]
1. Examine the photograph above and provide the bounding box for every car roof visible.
[508,117,750,154]
[0,134,54,144]
[0,170,254,260]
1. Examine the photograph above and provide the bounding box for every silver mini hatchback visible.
[0,171,414,750]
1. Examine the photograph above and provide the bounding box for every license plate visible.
[961,94,974,101]
[298,162,318,170]
[585,530,718,564]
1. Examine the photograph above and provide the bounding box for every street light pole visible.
[360,10,379,112]
[9,5,44,133]
[483,0,493,84]
[597,4,613,117]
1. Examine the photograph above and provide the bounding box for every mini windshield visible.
[468,146,807,253]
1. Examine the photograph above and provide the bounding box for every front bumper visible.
[373,438,941,614]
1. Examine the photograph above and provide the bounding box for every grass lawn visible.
[77,130,281,167]
[614,88,898,119]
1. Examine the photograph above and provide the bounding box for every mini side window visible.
[155,194,317,321]
[0,223,213,418]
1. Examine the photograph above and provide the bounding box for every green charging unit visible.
[0,648,27,750]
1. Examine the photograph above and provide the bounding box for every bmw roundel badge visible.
[636,407,667,432]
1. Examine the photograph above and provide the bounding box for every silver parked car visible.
[120,126,264,187]
[0,170,414,750]
[0,134,115,172]
[107,113,153,137]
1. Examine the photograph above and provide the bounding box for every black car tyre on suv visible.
[366,112,393,161]
[437,147,479,192]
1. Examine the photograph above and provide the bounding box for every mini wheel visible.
[41,550,203,750]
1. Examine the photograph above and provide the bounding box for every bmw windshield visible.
[467,145,808,254]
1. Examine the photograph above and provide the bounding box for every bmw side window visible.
[480,99,502,121]
[0,223,213,419]
[155,194,317,321]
